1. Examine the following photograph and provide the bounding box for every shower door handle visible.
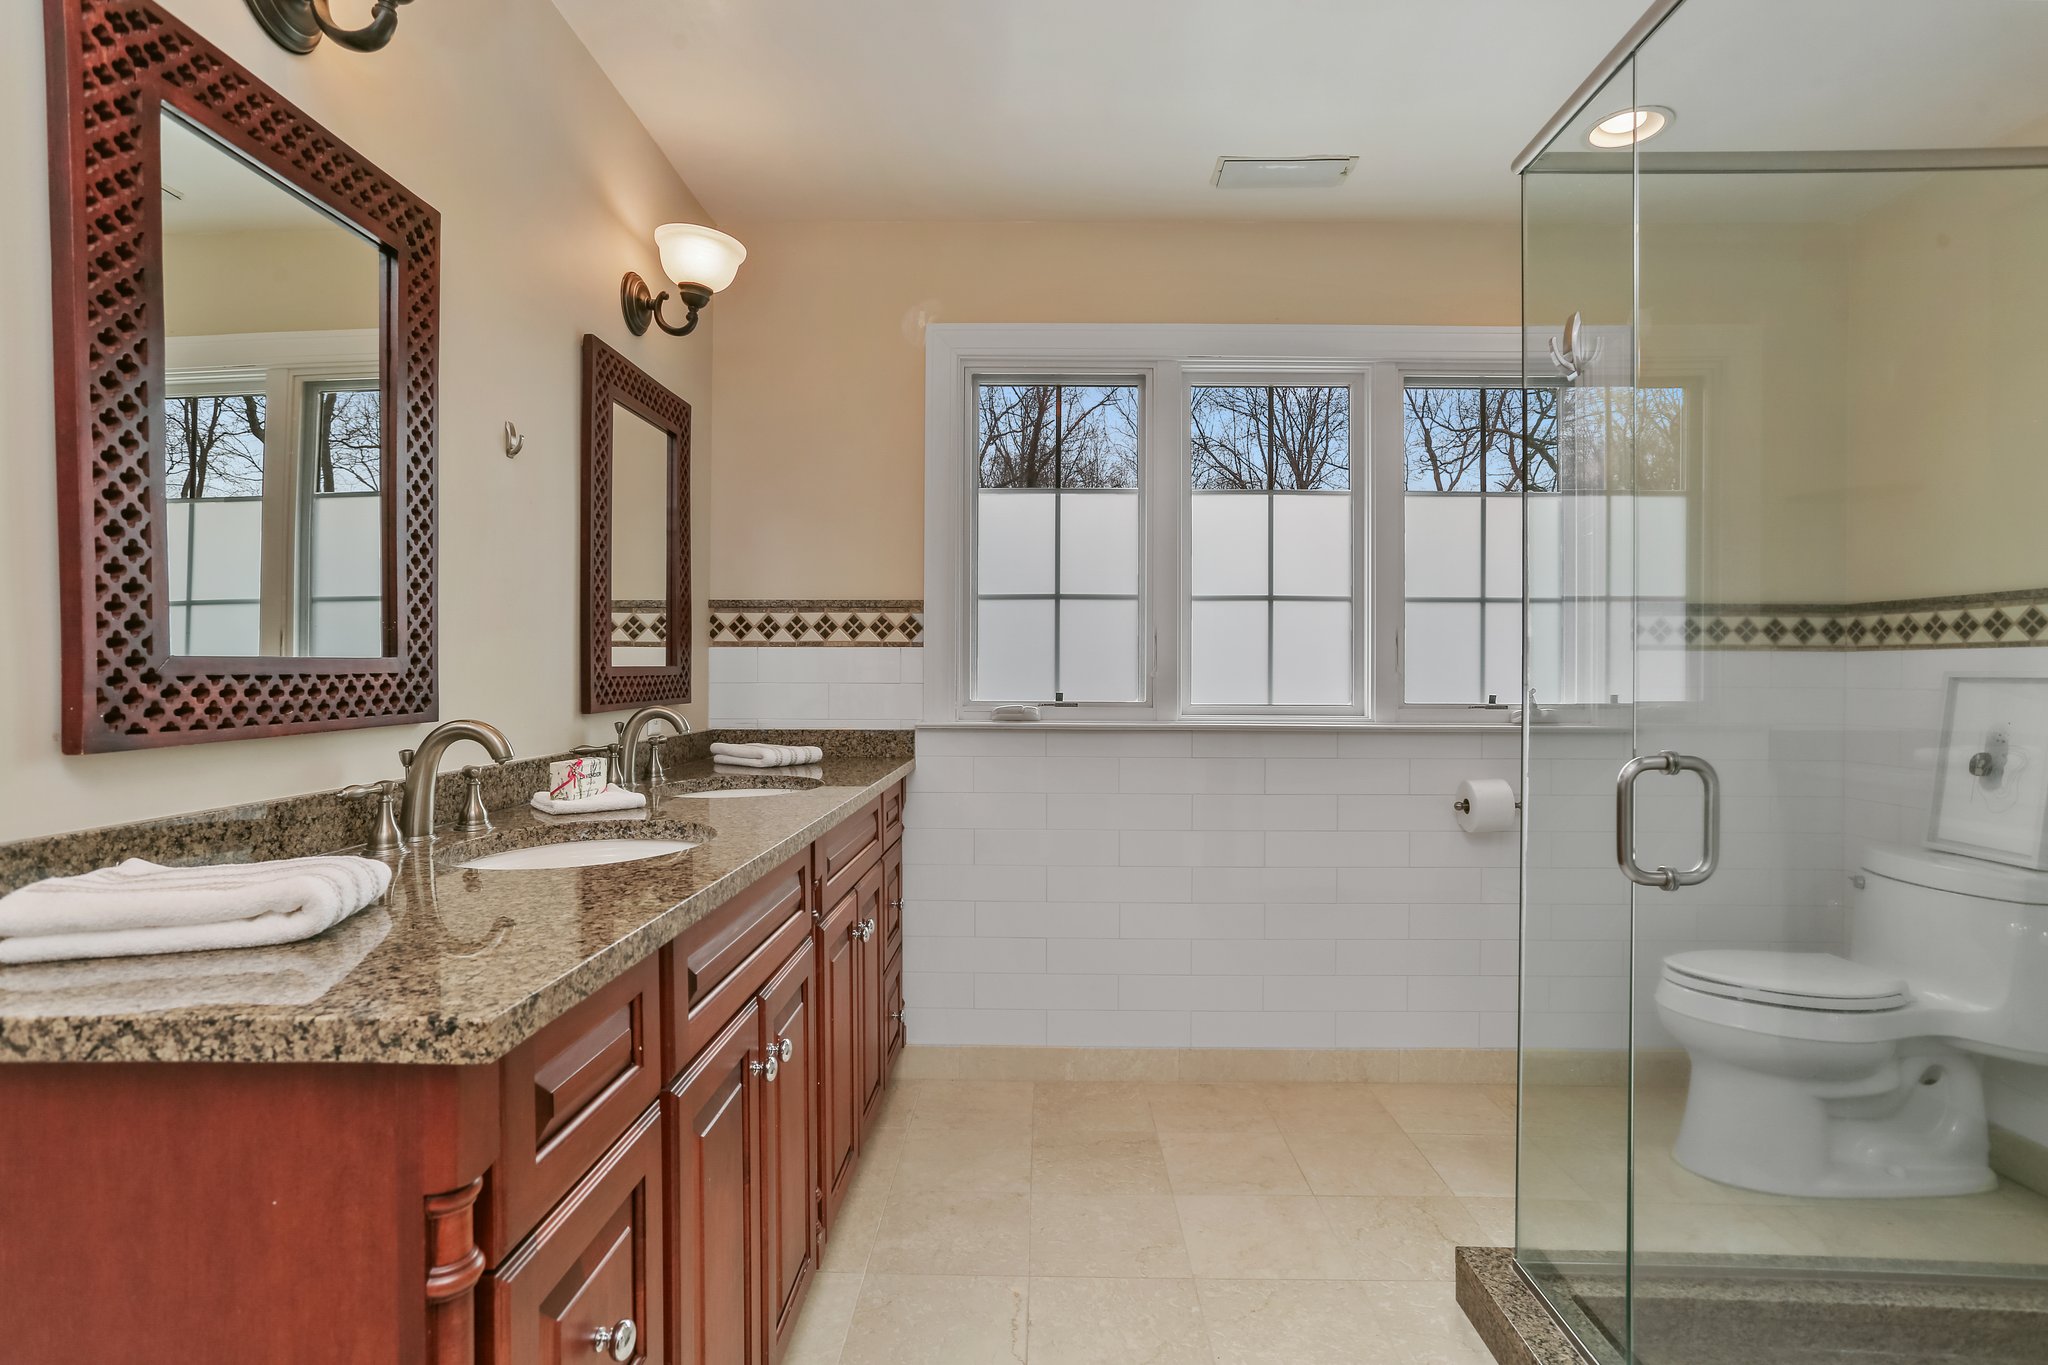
[1616,751,1721,891]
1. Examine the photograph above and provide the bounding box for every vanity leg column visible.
[425,1177,488,1365]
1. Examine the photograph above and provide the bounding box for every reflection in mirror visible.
[609,403,673,668]
[159,109,389,658]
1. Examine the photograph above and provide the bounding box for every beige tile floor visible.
[785,1078,1510,1365]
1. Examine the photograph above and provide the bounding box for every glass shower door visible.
[1514,57,1641,1365]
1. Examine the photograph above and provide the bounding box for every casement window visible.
[925,324,1576,725]
[162,331,384,659]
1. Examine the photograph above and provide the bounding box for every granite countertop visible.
[0,755,912,1066]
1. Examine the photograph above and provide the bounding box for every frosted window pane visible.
[1272,601,1350,705]
[166,502,192,601]
[1059,491,1139,595]
[1607,496,1636,597]
[1404,496,1480,597]
[1059,599,1141,701]
[1404,602,1480,703]
[975,598,1054,701]
[1637,495,1687,599]
[1608,606,1635,703]
[1190,600,1268,705]
[978,491,1055,595]
[1271,494,1350,597]
[187,498,264,600]
[1190,494,1268,596]
[1484,496,1522,599]
[1483,603,1521,704]
[310,599,384,657]
[1528,602,1562,705]
[1560,494,1611,600]
[1526,495,1562,599]
[311,494,383,598]
[186,603,260,656]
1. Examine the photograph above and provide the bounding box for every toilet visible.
[1656,844,2048,1198]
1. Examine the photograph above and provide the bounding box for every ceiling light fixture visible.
[1586,106,1674,149]
[621,224,747,339]
[1212,156,1359,190]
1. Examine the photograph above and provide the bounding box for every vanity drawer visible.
[492,956,661,1262]
[666,852,809,1053]
[483,1102,665,1365]
[816,797,883,907]
[882,781,904,848]
[668,894,813,1077]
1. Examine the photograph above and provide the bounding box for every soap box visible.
[547,756,607,801]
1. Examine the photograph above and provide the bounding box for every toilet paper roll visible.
[1455,778,1519,834]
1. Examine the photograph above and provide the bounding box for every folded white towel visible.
[528,784,649,815]
[711,742,825,768]
[0,905,391,1013]
[0,855,390,966]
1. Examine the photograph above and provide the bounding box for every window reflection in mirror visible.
[609,404,673,668]
[159,108,389,658]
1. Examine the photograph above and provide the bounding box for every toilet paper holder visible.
[1453,795,1521,814]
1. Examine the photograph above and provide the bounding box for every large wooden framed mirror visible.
[44,0,440,752]
[581,336,692,713]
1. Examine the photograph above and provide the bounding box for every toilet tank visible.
[1854,845,2048,1056]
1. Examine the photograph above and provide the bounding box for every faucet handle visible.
[340,781,404,857]
[646,733,669,788]
[456,766,493,835]
[399,747,417,770]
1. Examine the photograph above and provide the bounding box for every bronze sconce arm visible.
[621,274,714,338]
[246,0,413,54]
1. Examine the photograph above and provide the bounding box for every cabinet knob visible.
[750,1054,780,1083]
[890,898,904,912]
[889,1009,906,1024]
[777,1037,794,1063]
[854,918,876,942]
[591,1317,637,1361]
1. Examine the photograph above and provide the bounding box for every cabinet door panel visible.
[485,1104,663,1365]
[816,883,860,1230]
[758,935,819,1360]
[854,861,887,1137]
[881,836,903,964]
[884,951,905,1079]
[668,1000,762,1365]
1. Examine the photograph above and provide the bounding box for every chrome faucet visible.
[616,706,691,790]
[398,720,515,843]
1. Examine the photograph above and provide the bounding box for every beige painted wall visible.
[706,218,1520,600]
[0,0,718,841]
[163,227,382,336]
[1843,169,2048,602]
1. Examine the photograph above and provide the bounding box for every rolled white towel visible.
[0,855,389,966]
[710,742,825,768]
[529,784,649,815]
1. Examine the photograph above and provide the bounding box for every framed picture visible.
[1928,675,2048,870]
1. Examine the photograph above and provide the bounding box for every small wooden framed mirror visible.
[44,0,440,752]
[580,336,692,713]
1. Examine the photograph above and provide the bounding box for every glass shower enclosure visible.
[1515,1,2048,1360]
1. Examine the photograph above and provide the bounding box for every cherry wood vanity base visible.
[0,773,908,1365]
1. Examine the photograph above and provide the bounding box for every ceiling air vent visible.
[1211,155,1358,190]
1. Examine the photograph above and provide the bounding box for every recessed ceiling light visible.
[1212,156,1359,190]
[1587,105,1674,149]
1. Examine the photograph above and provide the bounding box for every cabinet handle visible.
[853,918,875,943]
[591,1317,638,1361]
[777,1036,794,1063]
[750,1054,780,1083]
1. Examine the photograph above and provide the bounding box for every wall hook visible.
[503,422,525,459]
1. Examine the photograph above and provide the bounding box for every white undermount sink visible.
[458,839,697,871]
[677,788,796,799]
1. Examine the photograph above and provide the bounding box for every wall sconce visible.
[621,225,746,339]
[247,0,413,54]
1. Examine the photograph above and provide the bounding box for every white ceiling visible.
[552,0,1649,223]
[161,111,365,237]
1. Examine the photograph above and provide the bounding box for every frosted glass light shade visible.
[654,223,746,292]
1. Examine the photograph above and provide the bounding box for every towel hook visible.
[503,421,525,458]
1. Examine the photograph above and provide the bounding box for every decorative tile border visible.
[708,599,923,647]
[1639,588,2048,651]
[609,599,669,649]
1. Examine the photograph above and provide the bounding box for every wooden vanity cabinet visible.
[0,778,909,1365]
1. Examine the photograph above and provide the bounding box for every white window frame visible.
[924,323,1521,727]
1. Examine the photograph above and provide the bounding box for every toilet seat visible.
[1662,950,1909,1013]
